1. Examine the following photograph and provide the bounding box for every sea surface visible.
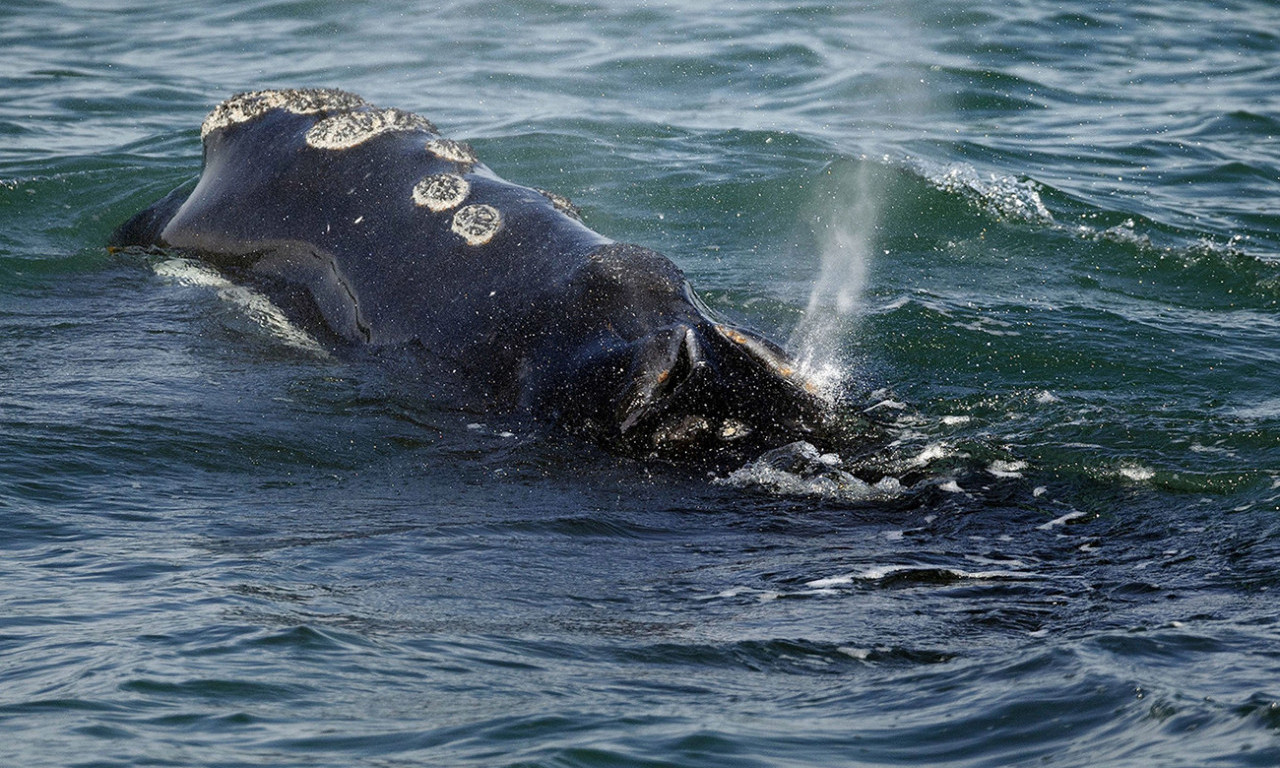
[3,1,1280,766]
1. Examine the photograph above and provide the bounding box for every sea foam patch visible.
[920,160,1054,225]
[715,440,904,501]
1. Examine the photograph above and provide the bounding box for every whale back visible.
[112,89,830,460]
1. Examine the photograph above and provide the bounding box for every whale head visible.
[108,89,831,464]
[527,244,830,461]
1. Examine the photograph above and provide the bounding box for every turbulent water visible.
[3,1,1280,766]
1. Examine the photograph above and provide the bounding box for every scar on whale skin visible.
[110,88,831,462]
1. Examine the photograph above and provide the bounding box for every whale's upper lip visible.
[610,320,826,457]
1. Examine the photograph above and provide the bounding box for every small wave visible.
[806,564,1039,590]
[900,157,1280,308]
[988,459,1029,479]
[1114,463,1156,483]
[913,160,1055,225]
[1228,397,1280,421]
[1037,510,1088,530]
[1078,217,1152,249]
[153,258,328,356]
[715,441,905,501]
[618,637,953,673]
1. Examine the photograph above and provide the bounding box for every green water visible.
[2,1,1279,766]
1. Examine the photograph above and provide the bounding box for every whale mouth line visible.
[618,324,701,436]
[608,321,826,456]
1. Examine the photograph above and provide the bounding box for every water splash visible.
[920,161,1054,225]
[789,159,883,392]
[715,440,905,501]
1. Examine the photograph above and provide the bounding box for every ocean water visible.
[3,1,1280,766]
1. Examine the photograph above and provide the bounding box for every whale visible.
[110,88,829,461]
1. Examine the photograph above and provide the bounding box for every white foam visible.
[920,161,1054,225]
[1190,443,1234,455]
[1117,464,1155,482]
[814,564,1040,583]
[911,442,952,465]
[1036,510,1086,530]
[965,554,1029,568]
[1228,397,1280,420]
[867,398,908,412]
[714,443,905,502]
[954,318,1021,337]
[837,646,871,660]
[806,575,854,589]
[1089,218,1152,248]
[987,459,1028,478]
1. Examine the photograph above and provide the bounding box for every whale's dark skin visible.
[111,89,830,461]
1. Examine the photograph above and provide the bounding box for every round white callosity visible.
[451,204,502,246]
[201,88,367,141]
[425,138,478,165]
[306,108,438,151]
[412,174,471,212]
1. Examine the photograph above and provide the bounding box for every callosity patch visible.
[451,204,502,245]
[306,108,439,150]
[201,88,368,140]
[412,173,471,212]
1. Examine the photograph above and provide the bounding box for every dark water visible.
[3,1,1280,766]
